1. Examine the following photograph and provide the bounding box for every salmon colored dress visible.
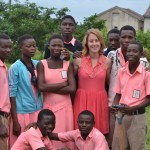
[41,60,74,149]
[74,55,109,134]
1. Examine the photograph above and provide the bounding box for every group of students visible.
[0,14,150,150]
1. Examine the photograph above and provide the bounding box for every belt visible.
[0,111,10,118]
[127,108,145,115]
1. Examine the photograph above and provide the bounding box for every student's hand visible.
[119,105,135,114]
[0,123,8,138]
[109,106,118,114]
[13,120,21,136]
[61,48,70,60]
[73,51,82,59]
[24,122,37,131]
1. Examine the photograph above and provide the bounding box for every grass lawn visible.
[146,107,150,150]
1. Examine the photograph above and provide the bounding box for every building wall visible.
[144,18,150,32]
[97,8,143,31]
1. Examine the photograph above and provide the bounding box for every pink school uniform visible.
[73,56,109,134]
[113,62,150,106]
[0,60,11,150]
[11,127,56,150]
[8,60,42,148]
[112,62,150,150]
[58,127,109,150]
[0,60,11,113]
[41,60,74,149]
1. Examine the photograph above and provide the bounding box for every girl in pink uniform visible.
[73,28,111,134]
[8,34,42,148]
[37,35,76,149]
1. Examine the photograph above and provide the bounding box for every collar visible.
[0,59,6,68]
[64,37,76,46]
[123,62,143,74]
[76,127,95,140]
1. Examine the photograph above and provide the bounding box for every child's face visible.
[61,18,75,37]
[108,33,120,50]
[20,38,36,58]
[120,30,135,50]
[77,114,94,135]
[49,38,63,58]
[0,39,12,61]
[126,44,141,63]
[38,115,55,137]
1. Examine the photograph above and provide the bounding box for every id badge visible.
[132,90,140,99]
[61,70,67,79]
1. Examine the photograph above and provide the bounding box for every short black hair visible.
[78,110,95,122]
[48,34,64,45]
[60,15,76,25]
[0,34,10,40]
[128,41,143,53]
[37,109,55,122]
[107,28,120,37]
[120,25,136,36]
[18,34,34,47]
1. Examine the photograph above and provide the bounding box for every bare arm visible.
[48,133,60,141]
[113,93,121,106]
[55,63,76,94]
[10,97,21,136]
[106,57,112,84]
[73,58,81,75]
[37,61,68,92]
[121,95,150,113]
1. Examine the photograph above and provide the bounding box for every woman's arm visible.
[37,61,68,92]
[54,63,76,94]
[106,57,112,84]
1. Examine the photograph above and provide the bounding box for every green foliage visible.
[136,30,150,61]
[0,1,107,63]
[136,30,150,50]
[0,1,69,63]
[75,14,106,41]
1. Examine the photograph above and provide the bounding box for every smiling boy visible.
[11,109,57,150]
[49,110,109,150]
[112,41,150,150]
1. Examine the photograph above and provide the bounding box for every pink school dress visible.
[74,55,109,134]
[41,60,74,149]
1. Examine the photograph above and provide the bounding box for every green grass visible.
[146,107,150,150]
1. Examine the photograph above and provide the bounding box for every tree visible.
[0,1,69,62]
[0,1,107,62]
[75,14,106,42]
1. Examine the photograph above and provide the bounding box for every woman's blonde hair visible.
[82,28,106,56]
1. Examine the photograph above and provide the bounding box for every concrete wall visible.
[144,18,150,32]
[97,8,144,31]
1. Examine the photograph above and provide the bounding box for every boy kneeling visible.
[50,110,109,150]
[11,109,57,150]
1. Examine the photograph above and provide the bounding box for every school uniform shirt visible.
[58,127,109,150]
[8,59,42,114]
[11,127,57,150]
[114,62,150,106]
[0,60,10,113]
[107,48,149,106]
